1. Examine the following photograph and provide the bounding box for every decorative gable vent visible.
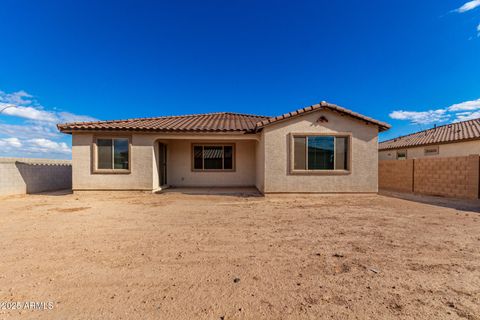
[317,115,328,123]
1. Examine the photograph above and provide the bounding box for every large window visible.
[192,144,234,171]
[292,135,349,171]
[96,138,130,171]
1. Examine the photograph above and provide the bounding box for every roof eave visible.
[58,127,258,135]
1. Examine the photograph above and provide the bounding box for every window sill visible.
[92,169,131,174]
[290,169,351,176]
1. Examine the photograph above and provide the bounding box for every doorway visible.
[158,142,167,186]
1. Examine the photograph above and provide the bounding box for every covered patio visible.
[152,135,259,191]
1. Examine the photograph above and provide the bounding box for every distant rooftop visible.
[379,118,480,151]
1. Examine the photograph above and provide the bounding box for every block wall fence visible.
[379,155,480,200]
[0,158,72,196]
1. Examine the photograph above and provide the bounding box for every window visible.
[396,150,407,160]
[192,144,234,171]
[424,146,439,156]
[292,135,349,171]
[95,138,130,171]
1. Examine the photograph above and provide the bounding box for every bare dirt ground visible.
[0,189,479,320]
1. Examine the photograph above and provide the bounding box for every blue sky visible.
[0,0,479,159]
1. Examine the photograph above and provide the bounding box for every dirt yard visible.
[0,190,479,320]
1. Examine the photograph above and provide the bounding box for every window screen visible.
[334,137,348,170]
[97,139,113,169]
[293,137,306,170]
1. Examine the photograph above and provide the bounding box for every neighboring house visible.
[57,101,390,194]
[379,118,480,160]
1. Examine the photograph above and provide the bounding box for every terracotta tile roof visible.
[379,118,480,150]
[57,101,390,133]
[57,112,269,133]
[255,101,391,132]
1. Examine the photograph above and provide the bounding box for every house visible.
[57,101,390,194]
[379,118,480,160]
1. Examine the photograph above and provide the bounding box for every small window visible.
[96,138,129,171]
[424,146,439,156]
[192,144,234,171]
[292,135,349,171]
[396,150,407,160]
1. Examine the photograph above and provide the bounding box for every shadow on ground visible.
[380,190,480,213]
[32,189,73,196]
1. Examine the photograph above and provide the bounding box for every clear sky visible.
[0,0,479,159]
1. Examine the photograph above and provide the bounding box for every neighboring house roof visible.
[379,118,480,151]
[57,101,390,133]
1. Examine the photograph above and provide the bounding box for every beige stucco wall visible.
[378,150,396,160]
[378,150,397,160]
[379,139,480,160]
[255,136,265,192]
[261,109,380,193]
[71,133,258,191]
[72,133,154,190]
